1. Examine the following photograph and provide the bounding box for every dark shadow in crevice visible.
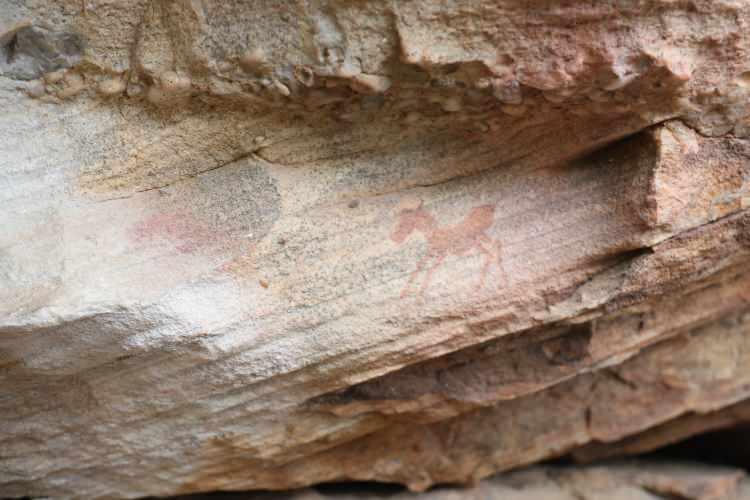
[313,481,406,497]
[143,481,405,500]
[639,424,750,471]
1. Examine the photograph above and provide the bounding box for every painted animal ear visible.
[395,195,422,213]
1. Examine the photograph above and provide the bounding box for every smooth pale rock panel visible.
[3,0,750,498]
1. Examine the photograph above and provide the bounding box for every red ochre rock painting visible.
[391,203,505,297]
[131,211,220,254]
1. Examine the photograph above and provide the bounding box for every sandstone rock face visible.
[3,1,750,499]
[180,462,750,500]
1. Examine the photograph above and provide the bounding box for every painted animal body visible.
[391,204,504,297]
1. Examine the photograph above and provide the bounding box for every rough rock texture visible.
[176,462,750,500]
[3,1,750,499]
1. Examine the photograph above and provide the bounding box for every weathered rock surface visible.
[3,1,750,499]
[176,462,750,500]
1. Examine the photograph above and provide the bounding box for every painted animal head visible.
[391,207,434,243]
[391,209,416,243]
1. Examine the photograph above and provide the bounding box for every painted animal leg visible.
[478,235,505,278]
[478,235,501,262]
[494,240,506,287]
[419,253,445,296]
[401,253,431,298]
[474,243,494,292]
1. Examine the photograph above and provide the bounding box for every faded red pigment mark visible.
[132,211,218,254]
[391,203,504,297]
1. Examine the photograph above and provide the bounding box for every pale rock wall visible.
[2,1,750,499]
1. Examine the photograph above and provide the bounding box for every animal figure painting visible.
[391,202,504,297]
